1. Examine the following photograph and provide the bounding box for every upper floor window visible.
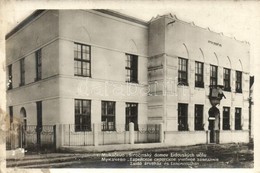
[235,108,242,130]
[35,49,42,81]
[102,101,115,131]
[223,107,230,130]
[210,65,218,86]
[223,68,231,91]
[236,71,242,93]
[7,65,12,90]
[195,61,204,88]
[75,99,91,131]
[20,58,25,86]
[125,103,138,131]
[178,57,188,85]
[74,43,91,77]
[126,54,138,83]
[178,103,188,131]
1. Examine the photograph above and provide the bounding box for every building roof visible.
[5,10,45,40]
[5,9,249,44]
[5,9,148,40]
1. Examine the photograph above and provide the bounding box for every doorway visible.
[208,106,220,144]
[20,107,27,146]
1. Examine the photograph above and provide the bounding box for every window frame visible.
[178,103,188,131]
[101,101,116,131]
[236,71,242,93]
[74,99,91,132]
[235,108,242,130]
[194,104,204,131]
[7,64,12,90]
[222,107,230,130]
[125,54,138,83]
[195,61,204,88]
[9,106,13,127]
[35,49,42,81]
[210,65,218,86]
[20,58,25,86]
[74,43,91,77]
[36,101,42,128]
[223,68,231,91]
[178,57,188,86]
[125,102,138,131]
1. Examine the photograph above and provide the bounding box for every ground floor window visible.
[223,107,230,130]
[125,103,138,131]
[195,105,204,130]
[102,101,116,131]
[75,99,91,131]
[178,103,188,131]
[235,108,242,130]
[9,106,13,128]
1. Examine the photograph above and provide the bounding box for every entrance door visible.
[208,106,220,143]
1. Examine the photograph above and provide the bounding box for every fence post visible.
[129,122,134,145]
[93,124,99,146]
[55,124,63,149]
[159,123,164,143]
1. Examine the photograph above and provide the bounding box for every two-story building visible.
[6,10,251,148]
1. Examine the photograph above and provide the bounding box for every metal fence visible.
[99,124,129,145]
[63,124,94,146]
[63,124,161,146]
[135,124,160,143]
[6,124,21,150]
[23,125,56,151]
[6,124,56,152]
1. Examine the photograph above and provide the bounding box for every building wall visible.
[148,15,250,142]
[6,10,251,146]
[6,11,60,125]
[58,10,149,127]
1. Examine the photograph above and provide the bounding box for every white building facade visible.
[6,10,251,148]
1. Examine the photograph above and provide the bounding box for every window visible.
[74,43,91,77]
[125,103,138,131]
[178,58,188,85]
[195,61,204,88]
[7,65,12,90]
[20,58,25,86]
[223,68,231,91]
[75,99,91,131]
[210,65,218,86]
[223,107,230,130]
[195,105,204,130]
[178,103,188,131]
[125,54,138,83]
[236,71,242,93]
[9,106,13,127]
[102,101,115,131]
[35,49,42,81]
[235,108,242,130]
[36,101,42,127]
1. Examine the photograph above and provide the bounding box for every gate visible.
[22,125,56,152]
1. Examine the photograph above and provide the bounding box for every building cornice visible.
[5,10,46,40]
[94,9,148,26]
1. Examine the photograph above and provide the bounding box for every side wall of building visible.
[6,11,60,125]
[58,10,149,127]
